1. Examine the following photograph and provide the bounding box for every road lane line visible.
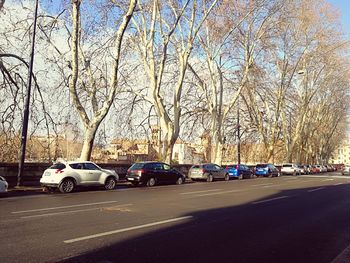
[334,183,343,186]
[252,183,274,187]
[331,243,350,263]
[308,187,325,192]
[63,216,193,244]
[180,189,223,195]
[20,204,133,219]
[252,196,289,205]
[12,201,119,214]
[195,190,241,197]
[323,178,334,181]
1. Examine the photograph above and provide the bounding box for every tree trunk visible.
[212,141,222,165]
[80,126,98,161]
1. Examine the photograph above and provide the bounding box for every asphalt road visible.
[1,174,350,263]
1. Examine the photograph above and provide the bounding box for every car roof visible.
[53,161,95,165]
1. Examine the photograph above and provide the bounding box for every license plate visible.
[128,178,134,181]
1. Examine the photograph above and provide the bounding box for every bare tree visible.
[69,0,137,160]
[130,0,218,163]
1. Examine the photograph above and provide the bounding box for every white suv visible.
[40,161,119,193]
[281,163,300,176]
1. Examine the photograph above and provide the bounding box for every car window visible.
[191,165,201,169]
[206,164,214,170]
[283,164,292,167]
[215,165,221,170]
[130,163,145,170]
[70,163,83,170]
[49,163,66,170]
[83,162,100,170]
[163,164,171,170]
[150,163,163,170]
[256,164,267,168]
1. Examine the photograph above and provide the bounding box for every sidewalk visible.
[1,186,45,198]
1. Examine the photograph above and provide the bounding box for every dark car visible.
[225,164,254,179]
[255,163,280,177]
[188,163,229,182]
[126,162,185,187]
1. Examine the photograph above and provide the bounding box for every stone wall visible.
[0,162,193,187]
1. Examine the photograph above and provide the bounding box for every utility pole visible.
[237,96,241,165]
[17,0,39,187]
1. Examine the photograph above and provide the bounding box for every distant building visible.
[172,141,204,164]
[330,144,350,164]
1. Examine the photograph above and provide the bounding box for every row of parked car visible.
[0,160,340,194]
[281,163,337,175]
[39,161,287,193]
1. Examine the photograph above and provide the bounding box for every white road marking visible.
[63,216,193,244]
[20,204,133,219]
[307,187,325,192]
[323,178,334,181]
[334,183,343,186]
[331,243,350,263]
[195,189,241,197]
[252,196,289,204]
[252,183,274,187]
[180,189,222,195]
[12,201,119,214]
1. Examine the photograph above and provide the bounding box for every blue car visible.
[225,164,254,179]
[255,163,280,177]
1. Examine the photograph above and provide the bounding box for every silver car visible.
[188,163,229,182]
[341,165,350,175]
[281,163,300,176]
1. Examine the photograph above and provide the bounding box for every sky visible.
[328,0,350,37]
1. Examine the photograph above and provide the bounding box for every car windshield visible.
[49,163,66,170]
[191,165,202,169]
[283,164,292,167]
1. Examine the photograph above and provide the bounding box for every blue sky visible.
[328,0,350,36]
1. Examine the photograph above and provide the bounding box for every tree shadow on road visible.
[57,183,350,263]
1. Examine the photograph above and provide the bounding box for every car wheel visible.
[147,177,156,187]
[224,174,230,181]
[104,177,117,190]
[207,174,214,182]
[176,177,184,185]
[59,178,75,193]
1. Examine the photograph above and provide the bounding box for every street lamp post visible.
[17,0,39,187]
[237,96,241,165]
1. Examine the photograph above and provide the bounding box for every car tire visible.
[104,177,117,190]
[176,177,184,185]
[59,178,75,193]
[207,174,214,182]
[147,177,156,187]
[224,174,230,181]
